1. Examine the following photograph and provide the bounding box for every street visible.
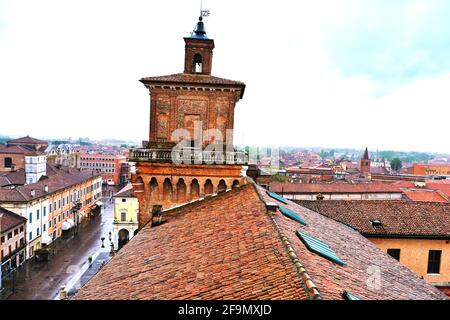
[2,196,115,300]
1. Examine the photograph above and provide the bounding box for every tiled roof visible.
[403,190,448,203]
[7,136,47,145]
[0,166,101,203]
[296,200,450,239]
[0,145,42,155]
[0,207,27,233]
[73,183,447,300]
[140,73,245,86]
[114,183,136,198]
[269,182,402,194]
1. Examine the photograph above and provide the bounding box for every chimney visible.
[31,190,36,197]
[44,185,48,193]
[265,201,279,215]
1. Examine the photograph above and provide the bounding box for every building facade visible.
[79,154,127,186]
[112,183,139,250]
[46,144,81,168]
[129,16,247,229]
[0,167,103,259]
[0,207,27,285]
[297,200,450,293]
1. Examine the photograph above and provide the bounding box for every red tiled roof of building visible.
[73,183,447,300]
[114,183,136,198]
[403,190,448,203]
[0,207,27,233]
[269,182,402,194]
[0,145,42,155]
[0,165,101,203]
[296,200,450,239]
[7,136,47,145]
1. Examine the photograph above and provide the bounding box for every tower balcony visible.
[128,147,248,165]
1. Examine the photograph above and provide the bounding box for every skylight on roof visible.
[266,191,288,204]
[343,291,362,300]
[296,231,345,266]
[370,219,382,227]
[279,205,307,226]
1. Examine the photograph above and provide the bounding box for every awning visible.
[67,219,75,227]
[62,221,72,231]
[41,234,53,245]
[95,201,104,206]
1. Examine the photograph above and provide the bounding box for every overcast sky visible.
[1,0,450,153]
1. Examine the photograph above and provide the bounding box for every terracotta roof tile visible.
[74,184,306,300]
[0,207,27,233]
[7,136,47,145]
[296,200,450,238]
[140,73,245,86]
[403,190,448,203]
[269,182,402,194]
[0,165,101,203]
[114,183,136,198]
[73,183,447,300]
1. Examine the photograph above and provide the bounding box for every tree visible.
[270,174,289,183]
[390,158,402,171]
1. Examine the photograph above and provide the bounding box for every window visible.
[29,231,33,241]
[14,229,18,236]
[266,191,288,204]
[49,203,52,213]
[58,200,61,209]
[36,228,40,236]
[49,220,52,228]
[4,157,13,168]
[7,232,12,239]
[279,205,307,226]
[58,215,61,222]
[20,226,23,233]
[37,209,40,220]
[296,231,345,266]
[193,53,203,73]
[29,212,33,224]
[427,250,442,274]
[43,206,46,217]
[43,224,46,232]
[0,236,4,244]
[122,198,126,203]
[121,212,127,222]
[387,249,401,261]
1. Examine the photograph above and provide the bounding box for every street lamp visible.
[108,232,112,241]
[101,237,105,248]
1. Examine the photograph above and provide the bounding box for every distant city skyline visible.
[1,1,450,153]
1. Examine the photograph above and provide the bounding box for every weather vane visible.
[200,1,210,17]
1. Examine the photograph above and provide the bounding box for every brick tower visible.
[360,147,371,178]
[130,16,247,229]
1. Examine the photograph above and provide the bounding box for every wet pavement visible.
[2,196,115,300]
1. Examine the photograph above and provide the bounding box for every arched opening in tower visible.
[150,177,159,201]
[190,179,200,200]
[163,178,173,201]
[177,178,187,203]
[218,179,227,193]
[193,53,203,73]
[204,179,213,195]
